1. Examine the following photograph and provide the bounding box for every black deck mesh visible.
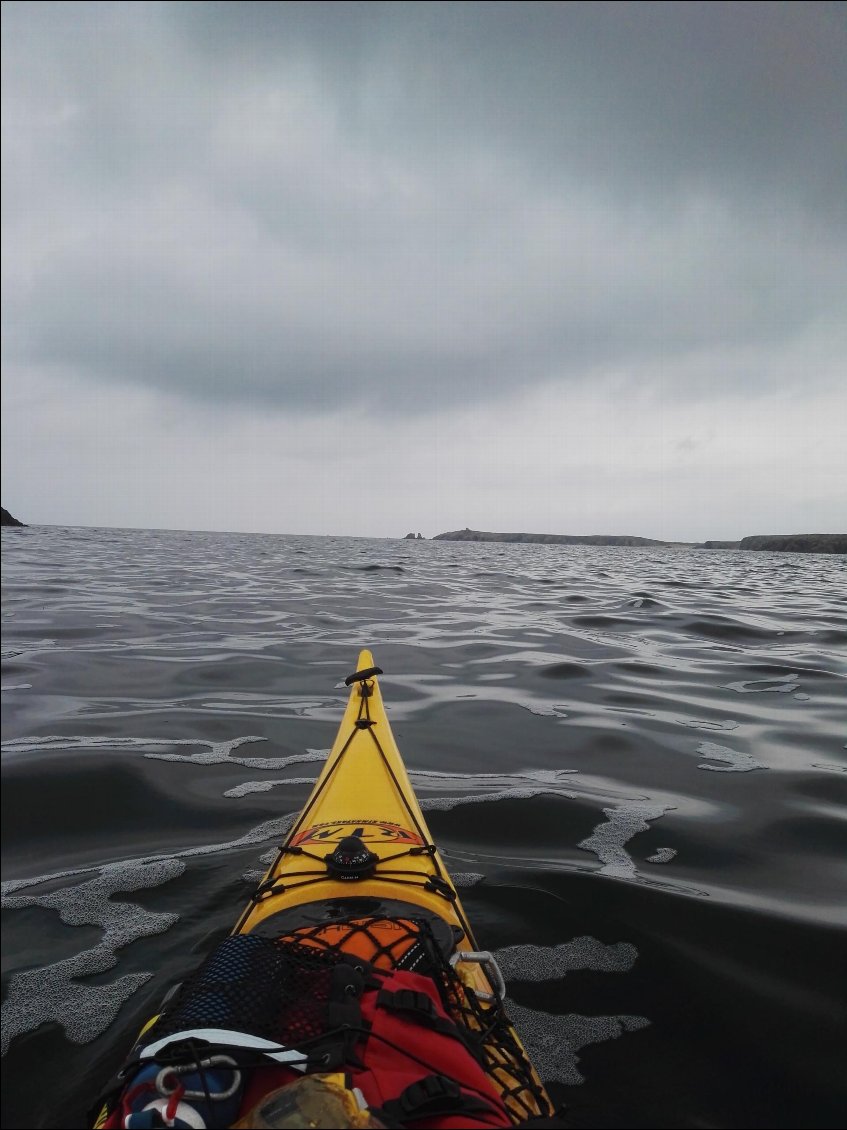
[147,933,337,1047]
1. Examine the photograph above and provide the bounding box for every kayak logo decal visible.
[291,820,424,848]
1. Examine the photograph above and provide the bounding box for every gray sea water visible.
[2,525,845,1128]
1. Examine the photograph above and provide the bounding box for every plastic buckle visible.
[399,1074,460,1115]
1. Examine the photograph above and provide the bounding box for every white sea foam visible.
[680,718,739,731]
[146,741,330,769]
[2,859,184,933]
[180,814,299,857]
[1,732,263,759]
[1,859,184,1053]
[495,936,638,980]
[1,947,153,1054]
[0,734,335,774]
[452,872,485,887]
[218,764,580,808]
[577,803,672,879]
[697,741,765,772]
[647,847,677,863]
[410,767,578,785]
[724,673,801,694]
[503,999,650,1084]
[219,763,582,811]
[0,811,306,1054]
[0,732,334,777]
[420,786,575,811]
[225,777,318,797]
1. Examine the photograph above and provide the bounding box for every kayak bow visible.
[236,651,480,944]
[94,653,553,1128]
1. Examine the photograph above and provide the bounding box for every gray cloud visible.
[2,1,845,418]
[173,1,847,216]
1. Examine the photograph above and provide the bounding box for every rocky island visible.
[738,534,847,554]
[432,529,846,554]
[1,506,25,527]
[433,528,673,546]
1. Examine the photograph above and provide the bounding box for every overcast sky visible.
[2,1,845,540]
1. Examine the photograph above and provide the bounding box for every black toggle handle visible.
[344,665,384,686]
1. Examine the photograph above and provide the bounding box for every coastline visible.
[431,529,847,554]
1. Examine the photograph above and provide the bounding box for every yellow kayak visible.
[93,653,554,1129]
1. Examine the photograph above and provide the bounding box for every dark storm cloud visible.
[180,1,847,216]
[2,1,845,413]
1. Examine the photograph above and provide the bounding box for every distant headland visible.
[1,506,25,527]
[736,534,846,554]
[430,529,846,554]
[433,529,670,546]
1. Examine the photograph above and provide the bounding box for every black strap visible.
[377,985,483,1053]
[307,962,370,1070]
[373,1073,499,1126]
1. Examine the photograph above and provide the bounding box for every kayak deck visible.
[235,651,478,947]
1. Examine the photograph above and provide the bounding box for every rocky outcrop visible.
[738,534,847,554]
[1,506,25,527]
[402,533,425,540]
[433,528,669,546]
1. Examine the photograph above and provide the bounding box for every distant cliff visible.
[1,506,25,527]
[739,534,847,554]
[433,528,670,546]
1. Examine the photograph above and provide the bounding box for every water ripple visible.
[2,526,845,1128]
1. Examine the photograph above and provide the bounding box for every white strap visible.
[139,1028,307,1068]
